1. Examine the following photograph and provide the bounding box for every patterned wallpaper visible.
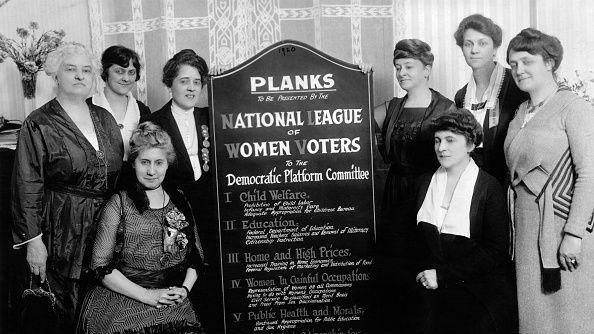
[0,0,592,120]
[87,0,402,110]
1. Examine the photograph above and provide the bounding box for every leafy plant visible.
[559,70,594,105]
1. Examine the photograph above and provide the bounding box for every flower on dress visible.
[163,207,190,253]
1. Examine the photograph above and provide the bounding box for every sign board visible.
[209,40,375,334]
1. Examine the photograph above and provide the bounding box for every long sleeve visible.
[563,99,594,237]
[91,193,123,277]
[11,118,46,244]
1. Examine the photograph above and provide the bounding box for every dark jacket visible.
[379,88,456,174]
[416,169,517,334]
[11,99,123,278]
[142,100,211,187]
[454,67,528,185]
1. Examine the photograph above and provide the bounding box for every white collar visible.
[417,159,479,238]
[464,62,505,111]
[171,101,194,117]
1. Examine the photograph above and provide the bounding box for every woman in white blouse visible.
[90,45,151,160]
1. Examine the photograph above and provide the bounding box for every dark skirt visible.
[427,285,496,334]
[373,171,429,333]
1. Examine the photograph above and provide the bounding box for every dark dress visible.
[11,98,123,332]
[143,101,222,332]
[373,89,456,333]
[415,170,517,334]
[454,67,528,185]
[76,188,205,334]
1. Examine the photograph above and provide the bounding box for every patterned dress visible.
[76,191,205,334]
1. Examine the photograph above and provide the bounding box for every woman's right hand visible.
[358,63,374,74]
[26,238,48,283]
[143,288,182,308]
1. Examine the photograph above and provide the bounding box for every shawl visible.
[463,62,505,136]
[417,159,479,238]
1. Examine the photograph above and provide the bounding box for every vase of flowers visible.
[0,22,65,99]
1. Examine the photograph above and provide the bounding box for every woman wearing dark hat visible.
[373,39,456,333]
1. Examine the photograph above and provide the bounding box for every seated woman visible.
[77,122,205,334]
[415,109,516,334]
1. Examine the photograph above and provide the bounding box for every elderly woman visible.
[372,39,456,333]
[11,42,123,332]
[90,45,151,160]
[505,28,594,333]
[76,122,205,334]
[143,49,220,331]
[453,14,528,185]
[415,109,516,334]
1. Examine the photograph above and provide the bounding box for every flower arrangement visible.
[163,207,189,253]
[559,70,594,106]
[0,21,66,98]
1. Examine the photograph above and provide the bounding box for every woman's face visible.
[105,60,137,96]
[170,64,201,110]
[508,50,554,94]
[434,130,474,170]
[394,58,430,91]
[56,53,93,98]
[133,147,169,190]
[461,28,498,71]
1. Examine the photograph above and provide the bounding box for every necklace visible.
[521,86,558,128]
[159,186,168,263]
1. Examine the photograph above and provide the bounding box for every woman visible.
[505,28,594,333]
[453,14,528,185]
[373,39,456,333]
[90,45,151,160]
[77,122,205,334]
[143,49,221,332]
[415,109,516,334]
[11,42,123,332]
[143,49,211,189]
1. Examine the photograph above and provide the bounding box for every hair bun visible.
[175,49,198,59]
[518,28,542,40]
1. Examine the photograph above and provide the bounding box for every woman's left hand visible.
[416,269,438,289]
[358,63,373,74]
[167,286,188,304]
[559,233,582,272]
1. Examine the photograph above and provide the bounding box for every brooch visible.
[201,125,210,172]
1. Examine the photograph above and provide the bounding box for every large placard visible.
[209,40,375,334]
